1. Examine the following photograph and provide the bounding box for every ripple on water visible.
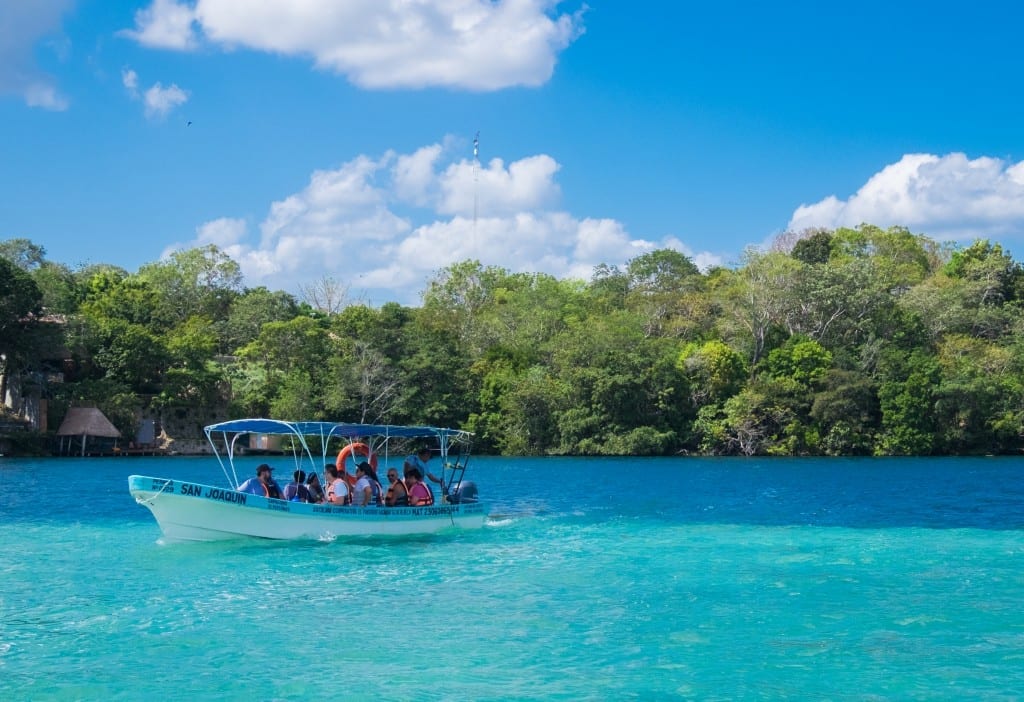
[1,456,1024,700]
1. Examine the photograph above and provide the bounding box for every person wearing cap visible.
[237,464,284,499]
[403,447,441,486]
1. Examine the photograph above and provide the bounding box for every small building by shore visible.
[56,407,121,456]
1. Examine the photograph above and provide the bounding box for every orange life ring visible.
[336,442,378,474]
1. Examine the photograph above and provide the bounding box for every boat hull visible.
[128,475,487,541]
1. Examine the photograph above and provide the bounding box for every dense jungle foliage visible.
[3,225,1024,456]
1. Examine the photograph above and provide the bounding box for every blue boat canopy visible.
[204,419,474,489]
[205,418,471,441]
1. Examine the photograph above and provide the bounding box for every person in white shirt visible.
[324,465,350,505]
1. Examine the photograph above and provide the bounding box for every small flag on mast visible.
[473,132,479,160]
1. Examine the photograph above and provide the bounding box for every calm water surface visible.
[1,456,1023,700]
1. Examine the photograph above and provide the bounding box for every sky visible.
[4,1,1024,306]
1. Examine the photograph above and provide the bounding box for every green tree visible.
[714,252,802,365]
[0,257,44,406]
[137,245,243,329]
[549,311,685,454]
[763,336,833,387]
[625,249,705,338]
[809,370,878,455]
[831,224,934,292]
[676,339,747,408]
[586,263,629,314]
[876,349,939,455]
[324,341,403,424]
[933,335,1018,453]
[160,316,225,407]
[221,287,299,353]
[0,238,46,270]
[87,321,170,393]
[270,370,318,420]
[944,239,1023,303]
[469,361,562,455]
[696,378,803,455]
[239,316,329,374]
[790,229,833,265]
[626,249,700,293]
[32,262,83,314]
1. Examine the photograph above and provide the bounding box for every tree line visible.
[2,224,1023,456]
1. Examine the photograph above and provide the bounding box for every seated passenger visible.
[405,467,434,507]
[324,465,351,505]
[368,463,384,505]
[306,470,326,504]
[282,470,313,502]
[237,463,284,499]
[404,447,442,485]
[384,468,409,506]
[352,462,373,506]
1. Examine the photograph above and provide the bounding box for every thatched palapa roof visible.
[56,407,121,438]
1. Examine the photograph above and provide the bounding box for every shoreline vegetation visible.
[3,225,1024,458]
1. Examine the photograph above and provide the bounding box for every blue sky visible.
[4,1,1024,305]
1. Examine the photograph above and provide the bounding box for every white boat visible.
[128,419,486,541]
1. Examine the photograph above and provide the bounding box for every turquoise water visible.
[2,456,1023,700]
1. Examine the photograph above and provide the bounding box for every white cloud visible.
[122,68,139,94]
[438,154,561,216]
[143,82,189,118]
[788,153,1024,243]
[0,0,72,110]
[122,0,585,90]
[162,217,250,263]
[197,217,247,247]
[24,82,69,111]
[123,66,189,119]
[172,139,716,305]
[119,0,198,50]
[393,145,444,206]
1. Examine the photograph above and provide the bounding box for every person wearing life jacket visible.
[305,470,327,504]
[405,467,434,506]
[404,447,442,487]
[324,465,351,505]
[384,467,409,506]
[237,463,284,499]
[368,464,384,506]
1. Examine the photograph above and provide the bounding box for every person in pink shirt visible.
[404,467,434,506]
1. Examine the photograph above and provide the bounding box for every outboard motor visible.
[447,481,479,504]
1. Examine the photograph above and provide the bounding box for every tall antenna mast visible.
[472,131,480,245]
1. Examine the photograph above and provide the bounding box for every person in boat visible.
[282,470,312,502]
[324,465,351,505]
[352,462,373,506]
[237,463,284,499]
[405,467,434,507]
[404,447,442,486]
[306,470,326,504]
[353,461,385,506]
[384,467,409,507]
[368,464,384,505]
